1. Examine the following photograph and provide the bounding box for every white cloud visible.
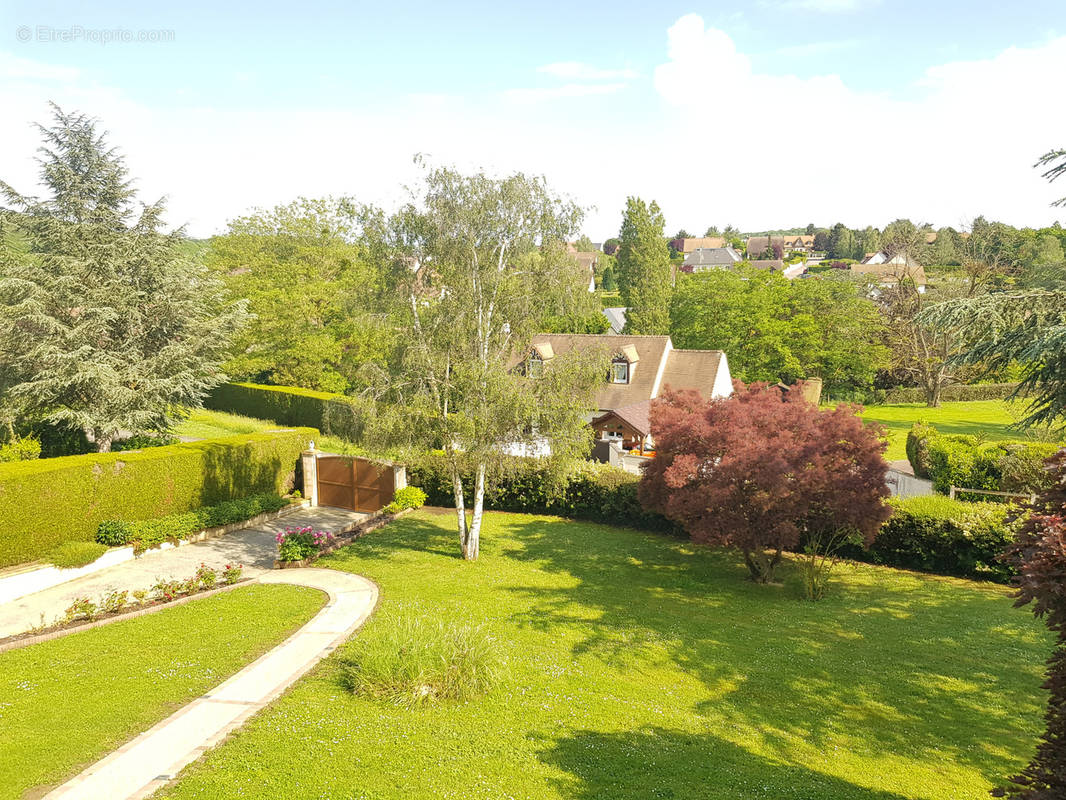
[536,61,639,81]
[778,0,878,12]
[1,20,1064,243]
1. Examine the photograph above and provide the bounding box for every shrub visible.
[0,436,41,463]
[205,382,373,443]
[0,428,314,568]
[276,526,336,562]
[383,486,427,514]
[100,590,128,614]
[132,589,148,605]
[95,520,134,547]
[851,495,1017,582]
[906,422,936,478]
[340,613,501,706]
[63,597,98,623]
[112,434,179,452]
[47,541,108,569]
[408,453,673,533]
[195,562,217,590]
[221,563,242,584]
[151,578,184,602]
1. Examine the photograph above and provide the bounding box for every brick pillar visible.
[301,450,319,507]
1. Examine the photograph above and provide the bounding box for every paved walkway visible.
[44,568,379,800]
[0,507,367,639]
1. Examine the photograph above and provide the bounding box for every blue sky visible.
[2,0,1064,237]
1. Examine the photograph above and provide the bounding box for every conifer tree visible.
[615,197,671,334]
[0,104,248,451]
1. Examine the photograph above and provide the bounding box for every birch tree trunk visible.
[450,460,468,552]
[463,462,486,560]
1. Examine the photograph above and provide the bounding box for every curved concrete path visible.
[44,568,378,800]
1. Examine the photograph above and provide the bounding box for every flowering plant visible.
[276,526,336,562]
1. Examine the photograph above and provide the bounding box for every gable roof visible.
[592,400,652,437]
[850,261,928,286]
[676,236,727,252]
[747,259,785,271]
[602,307,627,335]
[518,334,727,410]
[682,246,743,269]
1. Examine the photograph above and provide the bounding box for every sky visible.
[1,0,1064,240]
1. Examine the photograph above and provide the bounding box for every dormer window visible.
[610,357,629,384]
[527,352,544,378]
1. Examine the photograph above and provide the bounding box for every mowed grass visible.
[0,584,324,799]
[857,399,1027,460]
[160,510,1049,800]
[174,409,277,439]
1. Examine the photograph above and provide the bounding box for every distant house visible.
[746,234,814,258]
[671,236,727,254]
[850,252,927,291]
[566,243,598,292]
[602,307,627,335]
[681,246,743,272]
[591,400,654,454]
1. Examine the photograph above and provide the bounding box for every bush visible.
[906,422,936,479]
[112,434,179,452]
[0,436,41,463]
[96,493,291,553]
[340,613,501,706]
[881,382,1023,404]
[408,453,674,533]
[205,382,372,443]
[383,486,427,515]
[0,429,314,568]
[47,541,108,569]
[849,495,1017,582]
[276,526,336,562]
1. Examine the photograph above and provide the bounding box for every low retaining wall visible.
[274,508,410,568]
[0,501,309,606]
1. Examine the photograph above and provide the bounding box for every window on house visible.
[527,352,544,378]
[610,358,629,384]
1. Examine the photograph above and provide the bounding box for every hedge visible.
[205,382,371,443]
[906,422,1059,496]
[408,453,676,533]
[0,428,315,568]
[842,495,1018,582]
[881,382,1022,404]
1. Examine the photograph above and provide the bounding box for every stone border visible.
[0,501,308,606]
[273,507,412,569]
[0,578,257,654]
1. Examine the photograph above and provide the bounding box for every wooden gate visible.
[316,456,395,512]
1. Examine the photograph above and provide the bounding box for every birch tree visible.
[374,164,607,560]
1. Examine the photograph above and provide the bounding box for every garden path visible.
[0,507,366,638]
[43,567,379,800]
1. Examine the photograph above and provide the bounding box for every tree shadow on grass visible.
[488,515,1047,785]
[539,726,912,800]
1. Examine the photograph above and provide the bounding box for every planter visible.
[0,501,309,606]
[274,508,411,569]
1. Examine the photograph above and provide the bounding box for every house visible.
[671,236,727,254]
[566,243,598,292]
[849,253,927,291]
[517,334,732,470]
[746,234,814,259]
[681,246,743,272]
[602,307,627,335]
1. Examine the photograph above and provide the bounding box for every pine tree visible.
[615,197,671,334]
[600,264,617,292]
[0,104,249,452]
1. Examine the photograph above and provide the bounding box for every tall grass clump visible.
[341,612,501,706]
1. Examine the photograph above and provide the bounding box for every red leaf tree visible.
[995,450,1066,798]
[639,382,891,583]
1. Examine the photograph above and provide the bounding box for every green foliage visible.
[600,263,617,291]
[909,423,1059,495]
[63,597,98,623]
[101,590,128,614]
[276,526,336,562]
[383,486,427,514]
[409,453,675,533]
[883,382,1023,404]
[47,541,107,569]
[0,436,40,462]
[340,612,501,706]
[97,492,290,553]
[205,382,373,443]
[112,434,179,452]
[670,267,886,395]
[0,429,312,567]
[616,197,672,334]
[0,105,248,452]
[849,496,1018,582]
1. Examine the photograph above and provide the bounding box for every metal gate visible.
[316,456,395,512]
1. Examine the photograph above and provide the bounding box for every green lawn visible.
[857,399,1027,460]
[161,510,1049,800]
[0,584,324,799]
[174,409,277,439]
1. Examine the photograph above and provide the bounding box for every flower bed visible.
[273,509,412,569]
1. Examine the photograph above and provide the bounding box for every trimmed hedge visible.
[881,382,1022,404]
[906,422,1059,496]
[0,428,315,568]
[408,453,676,533]
[206,382,371,443]
[47,541,108,569]
[97,492,290,552]
[843,495,1018,582]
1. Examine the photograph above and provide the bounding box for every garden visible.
[150,510,1050,800]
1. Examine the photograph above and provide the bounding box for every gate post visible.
[301,449,319,507]
[393,464,408,493]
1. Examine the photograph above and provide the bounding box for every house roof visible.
[747,234,813,256]
[593,400,652,437]
[747,259,785,271]
[677,236,726,252]
[518,334,727,410]
[682,246,743,268]
[602,307,627,335]
[850,261,928,286]
[570,251,598,271]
